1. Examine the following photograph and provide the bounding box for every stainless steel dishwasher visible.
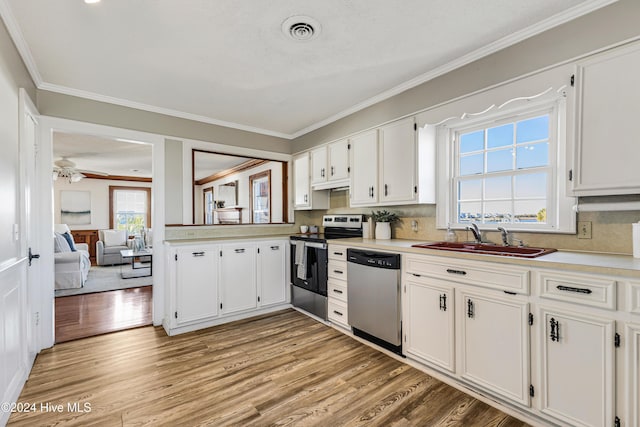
[347,248,402,355]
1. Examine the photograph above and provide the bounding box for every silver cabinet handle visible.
[235,248,245,253]
[270,246,280,250]
[333,270,344,275]
[192,252,205,257]
[333,289,343,294]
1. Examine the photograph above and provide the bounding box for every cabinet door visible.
[310,146,327,185]
[293,152,311,208]
[175,246,218,325]
[219,243,257,314]
[538,307,615,426]
[404,278,454,372]
[257,241,287,306]
[626,323,640,427]
[328,138,349,182]
[458,289,530,406]
[574,42,640,195]
[379,117,417,204]
[349,129,378,206]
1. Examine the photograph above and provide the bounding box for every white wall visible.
[53,178,152,230]
[195,161,283,224]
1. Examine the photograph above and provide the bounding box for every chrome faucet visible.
[467,223,482,243]
[497,226,510,246]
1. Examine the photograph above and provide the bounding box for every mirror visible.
[192,150,288,225]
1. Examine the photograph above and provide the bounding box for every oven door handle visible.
[303,242,327,250]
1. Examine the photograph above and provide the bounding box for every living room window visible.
[109,186,151,235]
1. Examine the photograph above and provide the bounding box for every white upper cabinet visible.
[349,129,379,206]
[572,41,640,196]
[350,117,420,207]
[293,151,329,210]
[378,117,418,204]
[310,139,350,190]
[310,146,328,186]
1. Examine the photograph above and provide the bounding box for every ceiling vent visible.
[282,16,321,41]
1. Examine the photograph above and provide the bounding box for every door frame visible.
[37,116,165,349]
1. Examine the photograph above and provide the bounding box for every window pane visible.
[484,176,511,199]
[516,142,548,169]
[460,153,483,176]
[515,200,547,224]
[515,173,547,198]
[486,148,513,173]
[517,115,549,144]
[458,201,481,224]
[487,123,513,149]
[460,130,484,153]
[483,201,512,224]
[459,179,482,200]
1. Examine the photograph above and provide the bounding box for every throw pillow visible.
[62,232,77,252]
[54,232,71,253]
[103,229,127,247]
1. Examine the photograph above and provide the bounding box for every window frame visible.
[109,186,152,233]
[437,97,576,233]
[249,170,271,224]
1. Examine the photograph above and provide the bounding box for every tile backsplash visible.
[293,190,640,255]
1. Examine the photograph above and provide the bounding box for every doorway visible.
[36,117,165,348]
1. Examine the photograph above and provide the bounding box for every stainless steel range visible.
[290,214,363,320]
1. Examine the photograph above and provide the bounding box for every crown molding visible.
[0,0,43,85]
[288,0,619,139]
[1,0,619,140]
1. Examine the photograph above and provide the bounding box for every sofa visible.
[96,229,129,266]
[54,224,91,290]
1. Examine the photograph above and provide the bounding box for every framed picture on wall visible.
[60,190,91,225]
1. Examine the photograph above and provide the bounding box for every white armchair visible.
[54,224,91,290]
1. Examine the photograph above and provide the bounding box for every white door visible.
[626,323,640,427]
[175,246,218,325]
[310,147,327,185]
[20,89,42,363]
[257,241,287,306]
[219,243,257,314]
[349,129,378,206]
[538,307,615,427]
[379,117,417,204]
[328,139,349,182]
[458,289,530,406]
[293,153,310,208]
[404,277,455,372]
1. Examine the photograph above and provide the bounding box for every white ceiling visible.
[3,0,615,138]
[53,132,153,178]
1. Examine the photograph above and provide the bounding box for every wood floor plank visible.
[9,309,530,426]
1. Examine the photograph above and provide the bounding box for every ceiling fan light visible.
[70,173,85,183]
[52,171,59,181]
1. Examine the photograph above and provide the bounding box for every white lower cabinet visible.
[219,243,258,314]
[257,241,287,307]
[458,288,530,406]
[166,239,289,335]
[328,244,350,329]
[174,245,219,325]
[403,276,454,372]
[538,306,615,427]
[626,323,640,427]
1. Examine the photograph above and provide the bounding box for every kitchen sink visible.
[411,241,557,258]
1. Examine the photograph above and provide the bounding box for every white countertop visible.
[328,238,640,279]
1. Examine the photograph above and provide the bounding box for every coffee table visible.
[120,248,153,279]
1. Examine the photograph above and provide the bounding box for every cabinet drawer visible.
[328,260,347,280]
[405,255,529,294]
[328,245,348,261]
[328,299,349,327]
[538,270,616,310]
[628,281,640,315]
[328,279,348,303]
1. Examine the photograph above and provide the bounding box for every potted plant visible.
[371,210,399,240]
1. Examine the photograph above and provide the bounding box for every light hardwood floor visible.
[9,309,529,426]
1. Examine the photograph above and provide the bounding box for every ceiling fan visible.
[53,157,108,183]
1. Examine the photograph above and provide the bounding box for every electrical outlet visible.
[577,221,592,239]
